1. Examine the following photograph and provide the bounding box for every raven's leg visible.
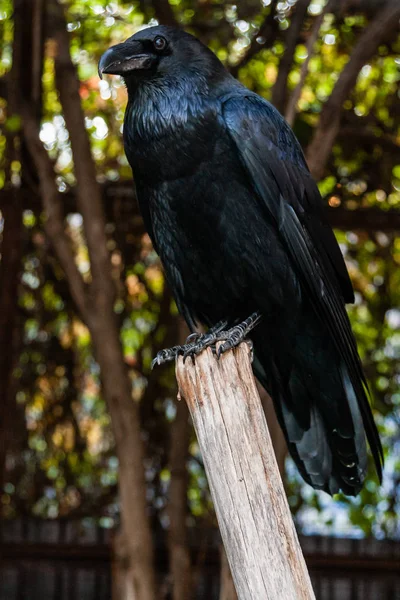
[151,320,228,369]
[214,311,262,358]
[151,312,261,368]
[185,319,228,344]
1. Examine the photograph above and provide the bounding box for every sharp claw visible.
[151,313,261,369]
[186,332,201,343]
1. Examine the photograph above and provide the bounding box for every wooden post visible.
[176,343,315,600]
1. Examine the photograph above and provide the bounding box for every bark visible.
[0,0,44,503]
[52,7,156,598]
[21,114,88,317]
[167,320,192,600]
[90,321,155,600]
[20,2,157,597]
[217,386,287,599]
[23,101,157,600]
[167,398,192,600]
[285,1,332,126]
[176,344,315,600]
[0,194,23,498]
[306,0,400,180]
[271,0,311,114]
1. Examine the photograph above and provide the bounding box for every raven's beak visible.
[98,41,154,79]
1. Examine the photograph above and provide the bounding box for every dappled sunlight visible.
[0,1,399,597]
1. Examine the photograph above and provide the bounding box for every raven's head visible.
[98,25,227,93]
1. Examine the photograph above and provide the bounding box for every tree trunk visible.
[219,546,238,600]
[18,2,158,596]
[90,319,156,600]
[0,195,23,499]
[176,344,315,600]
[166,319,192,600]
[167,397,192,600]
[218,385,286,599]
[0,0,44,504]
[52,6,157,592]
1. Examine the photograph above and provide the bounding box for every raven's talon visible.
[182,346,197,364]
[186,332,201,344]
[216,340,233,358]
[151,345,186,369]
[151,313,261,368]
[212,312,262,359]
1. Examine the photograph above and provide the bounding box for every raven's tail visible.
[252,318,383,496]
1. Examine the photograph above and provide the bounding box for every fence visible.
[1,519,399,599]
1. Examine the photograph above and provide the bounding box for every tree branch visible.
[52,12,115,302]
[327,206,400,231]
[306,0,400,179]
[230,2,279,77]
[337,127,400,156]
[285,1,333,126]
[21,108,88,320]
[330,0,393,16]
[151,0,180,27]
[271,0,311,114]
[9,179,400,233]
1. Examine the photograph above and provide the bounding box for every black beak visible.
[98,41,154,79]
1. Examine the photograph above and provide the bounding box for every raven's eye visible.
[153,36,168,52]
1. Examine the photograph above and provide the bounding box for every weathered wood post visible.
[176,343,315,600]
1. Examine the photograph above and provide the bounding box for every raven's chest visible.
[123,96,221,183]
[133,130,261,309]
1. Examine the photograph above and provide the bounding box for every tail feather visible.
[252,318,381,496]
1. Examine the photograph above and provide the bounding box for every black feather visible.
[104,25,383,495]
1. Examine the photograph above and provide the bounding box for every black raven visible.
[99,26,383,495]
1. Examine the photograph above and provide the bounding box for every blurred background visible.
[0,0,399,598]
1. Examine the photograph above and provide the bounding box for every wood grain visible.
[176,343,315,600]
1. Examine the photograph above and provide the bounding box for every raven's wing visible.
[223,93,354,302]
[222,92,383,483]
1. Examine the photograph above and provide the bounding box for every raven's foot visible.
[214,311,261,359]
[151,320,228,369]
[151,313,261,368]
[185,319,228,345]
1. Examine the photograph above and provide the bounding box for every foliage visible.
[0,0,399,541]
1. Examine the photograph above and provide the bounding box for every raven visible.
[99,25,383,495]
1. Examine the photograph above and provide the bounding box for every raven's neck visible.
[124,70,240,142]
[125,75,212,141]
